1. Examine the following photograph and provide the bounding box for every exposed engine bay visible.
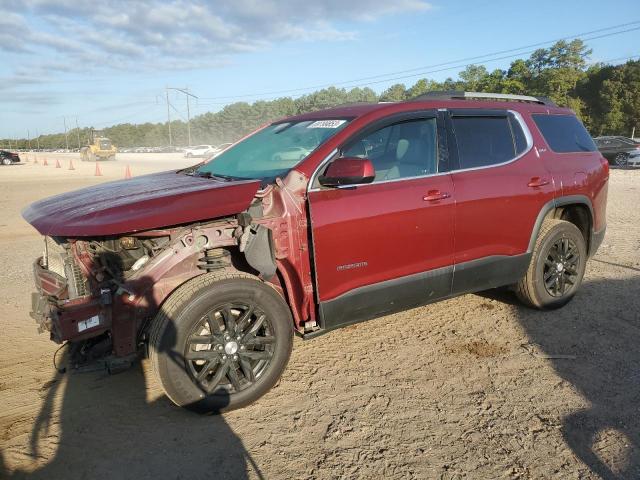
[41,235,170,301]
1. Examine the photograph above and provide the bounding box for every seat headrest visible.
[396,139,410,160]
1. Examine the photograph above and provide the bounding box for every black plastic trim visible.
[451,253,531,296]
[527,195,595,253]
[313,253,531,338]
[590,226,606,258]
[318,265,453,333]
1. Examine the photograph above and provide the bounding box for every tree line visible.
[3,39,639,150]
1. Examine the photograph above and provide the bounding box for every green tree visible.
[379,83,407,102]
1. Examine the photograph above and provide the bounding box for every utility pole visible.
[167,87,198,147]
[63,117,69,151]
[186,90,191,147]
[35,129,40,150]
[27,130,31,150]
[165,88,172,146]
[75,117,81,149]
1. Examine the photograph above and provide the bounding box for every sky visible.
[1,0,639,138]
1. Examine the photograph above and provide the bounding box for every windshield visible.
[195,119,350,180]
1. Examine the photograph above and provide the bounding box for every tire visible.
[614,153,628,167]
[515,219,587,310]
[149,272,293,413]
[2,158,11,166]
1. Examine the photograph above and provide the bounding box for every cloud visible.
[0,0,431,119]
[1,0,432,72]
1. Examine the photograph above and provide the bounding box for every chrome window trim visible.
[307,109,534,193]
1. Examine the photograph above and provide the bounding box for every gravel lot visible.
[1,154,639,479]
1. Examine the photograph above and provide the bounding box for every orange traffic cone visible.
[124,165,132,179]
[94,162,102,176]
[55,159,61,168]
[43,157,48,166]
[69,159,75,170]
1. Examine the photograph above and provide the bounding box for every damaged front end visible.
[30,233,174,370]
[28,170,318,370]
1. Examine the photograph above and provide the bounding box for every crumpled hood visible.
[22,170,260,237]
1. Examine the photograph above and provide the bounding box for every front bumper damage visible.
[30,257,110,344]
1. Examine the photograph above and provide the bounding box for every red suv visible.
[23,92,608,411]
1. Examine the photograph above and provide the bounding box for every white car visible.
[271,146,311,164]
[206,143,234,159]
[183,145,214,158]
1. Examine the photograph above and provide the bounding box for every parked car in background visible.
[272,146,312,164]
[594,136,640,166]
[0,150,20,165]
[184,145,215,157]
[23,91,609,412]
[628,150,640,167]
[208,143,234,159]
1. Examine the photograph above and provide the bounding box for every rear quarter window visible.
[532,114,596,153]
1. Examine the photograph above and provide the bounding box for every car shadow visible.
[480,275,640,478]
[2,272,263,480]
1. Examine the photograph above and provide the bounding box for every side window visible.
[452,116,517,169]
[532,114,597,153]
[342,118,438,182]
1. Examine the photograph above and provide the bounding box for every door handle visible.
[423,190,451,202]
[527,177,550,188]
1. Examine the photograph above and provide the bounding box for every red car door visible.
[307,112,455,330]
[447,109,556,294]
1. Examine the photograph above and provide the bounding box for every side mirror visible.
[318,157,375,187]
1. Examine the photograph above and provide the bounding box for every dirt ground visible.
[0,154,639,479]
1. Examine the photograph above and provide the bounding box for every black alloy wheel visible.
[542,237,581,297]
[150,272,293,412]
[185,302,276,394]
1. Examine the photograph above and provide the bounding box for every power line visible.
[167,87,198,146]
[198,20,640,102]
[193,52,640,108]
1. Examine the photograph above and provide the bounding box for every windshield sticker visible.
[307,119,346,129]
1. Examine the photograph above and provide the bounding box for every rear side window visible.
[452,116,519,169]
[532,114,597,153]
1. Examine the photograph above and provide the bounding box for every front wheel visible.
[515,219,587,309]
[149,272,293,413]
[2,157,11,166]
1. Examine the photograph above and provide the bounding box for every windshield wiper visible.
[191,171,242,182]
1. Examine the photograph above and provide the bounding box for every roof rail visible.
[410,91,557,106]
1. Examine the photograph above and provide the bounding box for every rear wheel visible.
[2,157,11,166]
[149,272,293,413]
[515,219,587,309]
[614,152,628,167]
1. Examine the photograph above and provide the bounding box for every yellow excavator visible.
[80,131,117,161]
